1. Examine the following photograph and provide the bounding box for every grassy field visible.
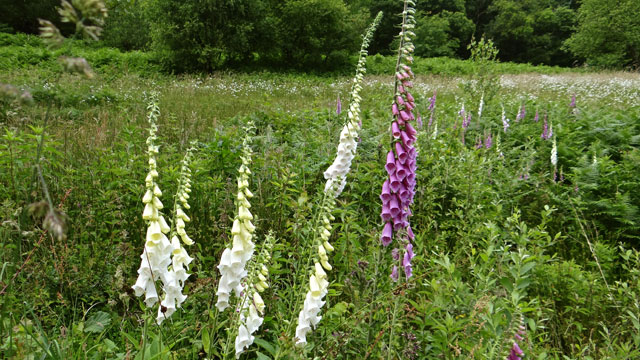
[1,59,640,360]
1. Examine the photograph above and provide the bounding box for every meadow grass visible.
[1,64,640,359]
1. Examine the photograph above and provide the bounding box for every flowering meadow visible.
[2,3,640,359]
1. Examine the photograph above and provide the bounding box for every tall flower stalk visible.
[216,121,257,312]
[294,12,382,347]
[501,105,510,133]
[232,232,275,358]
[379,0,418,281]
[159,143,197,322]
[132,93,174,323]
[506,315,526,360]
[551,136,558,181]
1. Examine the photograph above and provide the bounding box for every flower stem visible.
[386,294,401,360]
[141,309,149,360]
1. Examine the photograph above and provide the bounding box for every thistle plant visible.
[216,121,257,312]
[232,232,275,358]
[294,12,382,347]
[379,0,418,281]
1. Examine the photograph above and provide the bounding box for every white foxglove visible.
[216,122,256,312]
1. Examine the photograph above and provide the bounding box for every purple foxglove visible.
[485,133,492,149]
[385,151,397,174]
[380,180,392,202]
[377,1,420,281]
[381,222,393,246]
[390,265,399,282]
[392,121,401,138]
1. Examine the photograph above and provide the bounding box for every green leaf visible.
[254,338,276,356]
[202,328,210,355]
[84,311,111,333]
[256,351,271,360]
[520,262,536,275]
[122,331,141,351]
[500,276,513,292]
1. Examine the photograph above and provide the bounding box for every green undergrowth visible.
[1,66,639,359]
[0,32,586,78]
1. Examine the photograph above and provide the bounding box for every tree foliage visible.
[4,0,640,70]
[566,0,640,68]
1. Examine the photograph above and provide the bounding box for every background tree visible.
[101,0,151,51]
[485,0,576,66]
[279,0,364,70]
[414,10,474,58]
[0,0,70,34]
[566,0,640,68]
[147,0,279,72]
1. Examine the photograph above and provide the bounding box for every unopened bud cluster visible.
[160,144,196,322]
[295,195,336,346]
[38,0,107,77]
[234,233,275,358]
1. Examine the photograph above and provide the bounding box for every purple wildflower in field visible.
[534,109,539,122]
[427,91,436,128]
[570,94,576,108]
[416,113,423,129]
[516,104,525,122]
[507,342,524,360]
[379,2,418,280]
[475,136,483,149]
[402,243,415,278]
[541,115,552,140]
[459,103,466,123]
[428,91,436,111]
[485,133,492,149]
[502,106,510,133]
[336,94,341,115]
[390,265,399,282]
[507,321,527,360]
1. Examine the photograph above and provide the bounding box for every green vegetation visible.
[3,0,640,71]
[2,54,640,358]
[1,1,640,359]
[0,33,579,78]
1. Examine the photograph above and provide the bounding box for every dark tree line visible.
[1,0,639,71]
